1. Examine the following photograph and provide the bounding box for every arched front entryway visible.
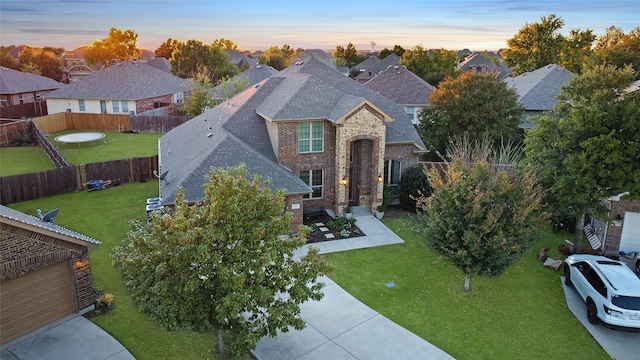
[348,139,374,206]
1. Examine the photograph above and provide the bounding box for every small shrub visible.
[398,166,432,212]
[326,217,355,232]
[98,293,114,308]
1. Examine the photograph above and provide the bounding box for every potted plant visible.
[375,204,386,220]
[344,206,353,219]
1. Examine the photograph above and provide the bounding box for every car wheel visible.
[564,264,573,287]
[586,300,599,325]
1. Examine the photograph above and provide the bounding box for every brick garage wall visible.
[285,194,305,233]
[278,121,337,211]
[603,199,640,254]
[0,223,95,311]
[384,144,420,170]
[135,94,174,114]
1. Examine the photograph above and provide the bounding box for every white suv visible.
[564,254,640,330]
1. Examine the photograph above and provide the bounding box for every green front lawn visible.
[50,130,162,164]
[0,146,55,176]
[325,217,609,360]
[9,182,217,359]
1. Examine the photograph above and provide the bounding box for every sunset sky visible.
[1,0,637,52]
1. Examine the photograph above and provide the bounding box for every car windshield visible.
[612,295,640,310]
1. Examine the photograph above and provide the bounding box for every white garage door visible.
[620,211,640,253]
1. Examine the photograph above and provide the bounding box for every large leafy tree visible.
[170,39,238,84]
[155,38,181,59]
[111,165,330,358]
[524,64,640,253]
[0,46,19,69]
[502,14,565,75]
[416,138,541,291]
[379,45,405,59]
[332,43,363,69]
[400,45,458,85]
[84,28,141,67]
[592,26,640,79]
[418,71,523,153]
[261,44,302,70]
[18,46,63,80]
[183,68,215,117]
[212,38,238,50]
[559,29,596,74]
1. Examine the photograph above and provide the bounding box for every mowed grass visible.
[9,182,218,360]
[49,130,162,164]
[0,146,55,176]
[324,217,609,360]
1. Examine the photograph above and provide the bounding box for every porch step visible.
[584,224,602,249]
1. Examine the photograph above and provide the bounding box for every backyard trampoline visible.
[55,132,106,150]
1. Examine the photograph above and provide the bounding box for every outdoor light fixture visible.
[340,176,349,186]
[378,174,384,183]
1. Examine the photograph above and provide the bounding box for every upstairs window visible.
[78,99,86,111]
[298,121,323,153]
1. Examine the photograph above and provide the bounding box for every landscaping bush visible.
[398,166,432,212]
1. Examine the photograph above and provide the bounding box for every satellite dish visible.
[159,171,169,180]
[37,208,59,224]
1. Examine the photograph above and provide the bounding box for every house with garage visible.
[45,60,191,115]
[158,55,426,231]
[363,65,435,125]
[0,205,100,344]
[0,67,63,118]
[590,193,640,257]
[502,64,577,128]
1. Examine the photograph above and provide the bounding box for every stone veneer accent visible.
[0,223,95,311]
[336,103,387,213]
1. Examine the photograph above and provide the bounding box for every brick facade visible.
[597,198,640,255]
[0,223,95,311]
[135,94,174,114]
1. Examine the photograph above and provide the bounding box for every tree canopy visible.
[155,37,181,59]
[416,137,541,291]
[379,45,405,59]
[212,38,238,50]
[502,14,565,75]
[418,71,523,154]
[18,46,63,80]
[84,28,141,67]
[400,46,458,86]
[170,39,238,84]
[111,165,330,358]
[259,44,302,71]
[592,26,640,79]
[332,43,364,69]
[524,64,640,253]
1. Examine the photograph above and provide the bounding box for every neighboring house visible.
[354,54,400,84]
[224,50,257,69]
[158,55,427,231]
[0,67,63,118]
[363,65,435,125]
[0,205,100,344]
[591,193,640,257]
[502,64,577,128]
[295,49,333,62]
[211,64,279,101]
[59,52,101,83]
[354,56,380,72]
[46,60,191,115]
[458,52,512,81]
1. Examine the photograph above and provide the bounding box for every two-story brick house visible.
[158,55,426,231]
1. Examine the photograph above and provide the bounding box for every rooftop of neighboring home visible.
[46,60,191,100]
[0,67,63,95]
[224,50,258,68]
[363,64,435,106]
[503,63,577,111]
[144,57,172,73]
[458,52,512,80]
[158,55,425,204]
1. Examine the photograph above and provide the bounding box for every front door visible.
[348,139,374,206]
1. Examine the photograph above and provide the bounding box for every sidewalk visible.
[253,207,455,360]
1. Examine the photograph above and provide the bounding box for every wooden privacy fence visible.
[0,119,32,147]
[33,113,131,134]
[32,122,69,167]
[129,115,190,133]
[0,155,158,205]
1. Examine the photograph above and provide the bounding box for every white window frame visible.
[121,101,129,113]
[112,100,119,113]
[78,99,86,111]
[298,121,324,153]
[300,169,323,199]
[384,160,402,187]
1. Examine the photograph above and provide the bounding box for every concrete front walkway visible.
[253,208,455,360]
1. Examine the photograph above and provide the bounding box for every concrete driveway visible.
[561,277,640,360]
[0,314,134,360]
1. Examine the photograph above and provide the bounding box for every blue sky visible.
[1,0,638,51]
